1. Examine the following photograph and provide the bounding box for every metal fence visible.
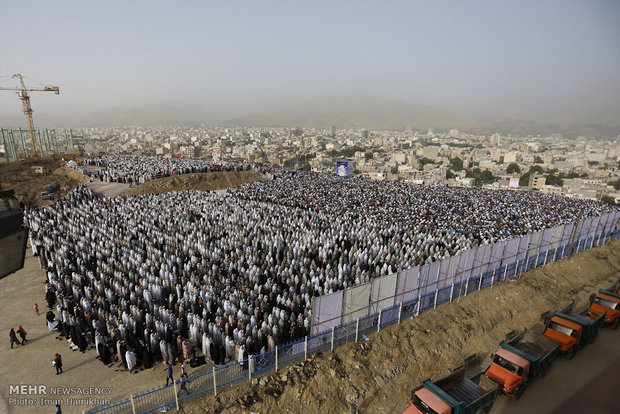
[1,127,83,161]
[87,213,620,414]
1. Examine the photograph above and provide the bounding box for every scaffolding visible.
[1,128,84,162]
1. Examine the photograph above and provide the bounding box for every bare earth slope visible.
[116,170,264,197]
[0,156,84,207]
[184,240,620,414]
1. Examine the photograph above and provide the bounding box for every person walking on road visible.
[34,303,39,316]
[53,353,63,374]
[180,361,191,395]
[17,326,27,344]
[10,329,20,348]
[165,362,173,386]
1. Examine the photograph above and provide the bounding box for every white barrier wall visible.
[309,214,620,332]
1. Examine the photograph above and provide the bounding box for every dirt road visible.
[492,327,620,414]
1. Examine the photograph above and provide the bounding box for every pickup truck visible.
[543,302,604,358]
[588,289,620,328]
[485,329,559,399]
[406,359,499,414]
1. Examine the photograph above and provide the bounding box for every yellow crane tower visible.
[0,73,59,156]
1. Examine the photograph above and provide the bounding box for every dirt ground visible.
[0,155,84,207]
[116,170,264,197]
[181,239,620,414]
[1,238,617,414]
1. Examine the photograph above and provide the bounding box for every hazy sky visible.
[1,0,619,126]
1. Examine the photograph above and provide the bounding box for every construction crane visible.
[0,73,59,156]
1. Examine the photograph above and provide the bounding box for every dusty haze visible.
[1,1,619,129]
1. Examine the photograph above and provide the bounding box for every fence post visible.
[304,336,308,361]
[275,345,279,373]
[463,278,469,297]
[478,272,483,291]
[398,302,403,324]
[449,282,454,302]
[213,368,217,396]
[490,269,496,289]
[377,309,382,332]
[130,394,136,414]
[355,318,359,342]
[173,379,179,411]
[331,326,335,351]
[249,357,252,382]
[433,287,439,309]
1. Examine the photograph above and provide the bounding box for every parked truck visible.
[405,357,499,414]
[543,301,604,358]
[587,289,620,328]
[484,329,559,399]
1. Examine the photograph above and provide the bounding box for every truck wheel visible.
[515,384,526,400]
[613,318,620,330]
[477,405,492,414]
[568,348,577,360]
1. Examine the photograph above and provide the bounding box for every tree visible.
[506,163,521,174]
[519,172,531,187]
[391,163,399,174]
[480,169,496,184]
[534,156,544,164]
[365,152,373,160]
[449,157,463,171]
[609,180,620,190]
[419,157,434,168]
[588,160,599,166]
[601,196,616,205]
[529,165,545,174]
[446,169,456,179]
[545,174,563,186]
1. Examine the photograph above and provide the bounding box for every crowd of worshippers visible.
[82,154,257,185]
[26,170,618,372]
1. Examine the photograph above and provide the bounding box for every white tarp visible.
[516,234,531,262]
[489,241,505,274]
[417,264,432,296]
[370,272,398,313]
[562,223,575,244]
[395,267,420,305]
[588,215,601,239]
[474,243,492,277]
[438,255,459,288]
[461,247,477,281]
[502,238,519,267]
[540,228,554,252]
[310,291,343,335]
[549,225,565,251]
[342,282,371,324]
[424,261,441,293]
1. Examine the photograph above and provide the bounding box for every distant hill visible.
[2,93,618,138]
[220,94,620,139]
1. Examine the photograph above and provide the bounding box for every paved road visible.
[81,166,130,196]
[492,326,620,414]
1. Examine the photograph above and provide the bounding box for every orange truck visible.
[587,289,620,329]
[484,329,559,399]
[543,302,604,358]
[405,360,499,414]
